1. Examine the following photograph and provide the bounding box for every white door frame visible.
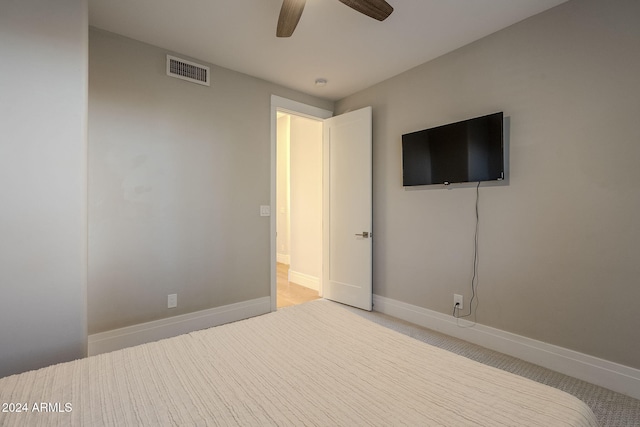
[270,95,333,312]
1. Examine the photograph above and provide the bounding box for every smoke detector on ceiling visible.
[166,55,210,86]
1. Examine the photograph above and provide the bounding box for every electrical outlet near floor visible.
[453,294,463,310]
[168,294,177,309]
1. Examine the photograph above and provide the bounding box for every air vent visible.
[166,55,210,86]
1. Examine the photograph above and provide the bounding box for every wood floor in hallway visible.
[276,263,320,309]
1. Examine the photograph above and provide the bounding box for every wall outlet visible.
[168,294,177,309]
[454,294,463,310]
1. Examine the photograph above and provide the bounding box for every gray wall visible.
[0,0,88,377]
[88,29,333,334]
[336,0,640,369]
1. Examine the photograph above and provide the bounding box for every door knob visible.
[355,232,370,238]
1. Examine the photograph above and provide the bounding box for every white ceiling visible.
[89,0,567,101]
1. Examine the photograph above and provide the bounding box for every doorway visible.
[275,112,322,309]
[270,96,373,312]
[270,96,333,311]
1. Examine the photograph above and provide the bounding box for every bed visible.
[0,299,598,426]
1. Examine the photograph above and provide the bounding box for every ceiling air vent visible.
[166,55,210,86]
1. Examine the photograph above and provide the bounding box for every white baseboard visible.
[88,297,271,356]
[372,294,640,400]
[277,253,290,264]
[288,269,319,291]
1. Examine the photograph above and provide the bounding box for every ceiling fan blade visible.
[277,0,306,37]
[338,0,394,21]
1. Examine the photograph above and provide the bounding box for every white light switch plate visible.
[260,205,271,216]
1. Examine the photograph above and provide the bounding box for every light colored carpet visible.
[1,300,598,426]
[344,303,640,427]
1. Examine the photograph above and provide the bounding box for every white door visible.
[322,107,372,311]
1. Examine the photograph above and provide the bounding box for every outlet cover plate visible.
[168,294,177,309]
[454,294,463,310]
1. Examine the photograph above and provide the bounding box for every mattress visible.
[0,299,598,426]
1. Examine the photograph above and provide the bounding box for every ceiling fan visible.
[277,0,394,37]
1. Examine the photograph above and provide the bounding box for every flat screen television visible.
[402,112,504,186]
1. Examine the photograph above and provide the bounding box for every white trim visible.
[372,294,640,400]
[288,270,320,291]
[276,253,290,265]
[271,96,333,121]
[88,297,271,356]
[270,95,332,312]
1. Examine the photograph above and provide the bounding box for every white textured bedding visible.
[0,299,598,426]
